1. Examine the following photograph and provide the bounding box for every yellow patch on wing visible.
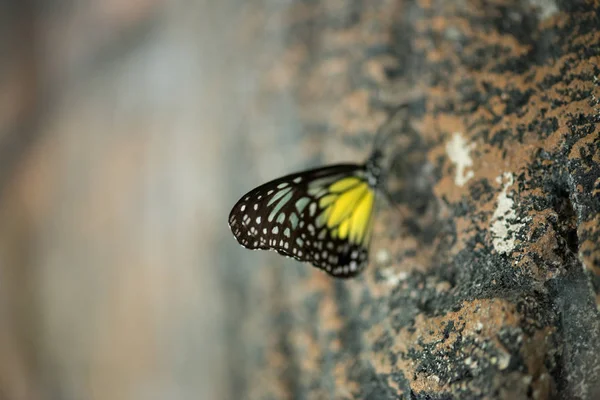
[363,213,374,245]
[349,189,374,244]
[327,183,368,228]
[338,218,350,239]
[312,177,375,244]
[329,176,361,193]
[323,185,375,245]
[319,194,337,208]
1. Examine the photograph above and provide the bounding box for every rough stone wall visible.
[0,1,598,400]
[232,1,600,399]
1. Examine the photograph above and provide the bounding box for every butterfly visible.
[228,107,407,278]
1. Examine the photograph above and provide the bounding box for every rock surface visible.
[0,1,598,399]
[229,1,600,399]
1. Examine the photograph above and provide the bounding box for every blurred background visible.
[4,1,600,399]
[0,1,324,398]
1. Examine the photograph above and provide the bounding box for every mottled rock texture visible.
[1,1,598,399]
[230,1,600,399]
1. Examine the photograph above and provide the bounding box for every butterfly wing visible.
[228,163,377,278]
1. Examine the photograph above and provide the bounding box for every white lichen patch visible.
[380,268,408,286]
[446,132,475,187]
[491,173,526,254]
[527,0,559,20]
[375,248,391,265]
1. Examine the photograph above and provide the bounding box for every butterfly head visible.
[365,149,384,188]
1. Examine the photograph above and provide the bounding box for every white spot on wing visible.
[276,213,285,224]
[309,202,317,217]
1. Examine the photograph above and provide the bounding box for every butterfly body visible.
[228,150,383,278]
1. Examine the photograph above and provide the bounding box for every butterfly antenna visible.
[372,103,411,153]
[373,104,413,219]
[382,186,405,217]
[383,187,424,240]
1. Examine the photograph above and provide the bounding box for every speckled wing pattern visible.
[228,164,376,278]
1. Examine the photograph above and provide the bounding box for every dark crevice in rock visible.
[553,188,580,257]
[547,267,600,399]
